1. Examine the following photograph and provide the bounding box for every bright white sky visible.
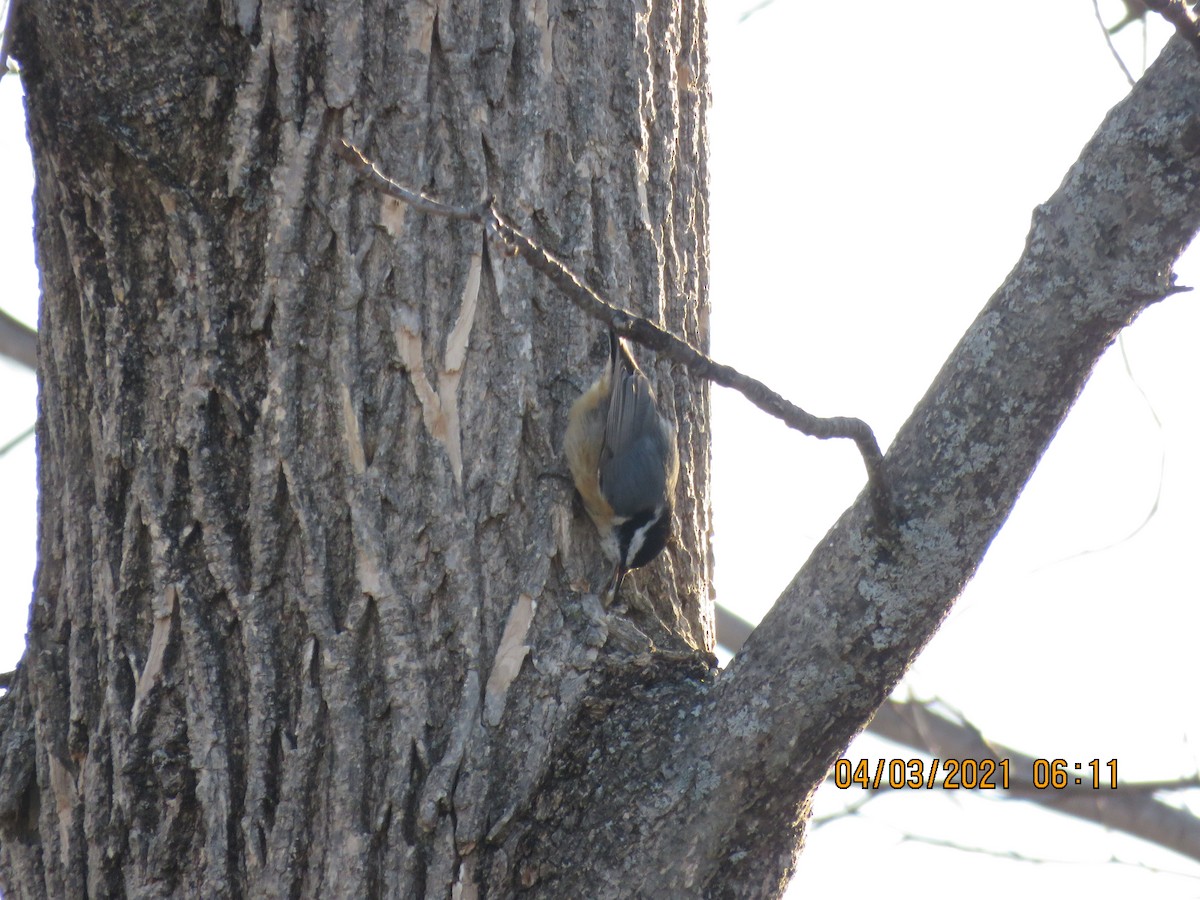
[1,1,1198,896]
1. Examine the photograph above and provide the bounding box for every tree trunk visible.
[5,2,1200,899]
[1,0,711,896]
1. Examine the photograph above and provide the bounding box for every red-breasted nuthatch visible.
[565,329,680,602]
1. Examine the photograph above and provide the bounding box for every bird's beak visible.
[604,563,626,608]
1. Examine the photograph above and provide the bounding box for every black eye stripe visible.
[616,508,671,571]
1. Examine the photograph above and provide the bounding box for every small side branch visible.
[1143,0,1200,54]
[335,139,893,521]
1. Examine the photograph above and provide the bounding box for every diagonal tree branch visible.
[619,36,1200,897]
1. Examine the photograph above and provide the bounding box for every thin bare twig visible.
[899,832,1200,880]
[335,139,895,523]
[0,423,34,458]
[810,790,881,828]
[1093,0,1140,87]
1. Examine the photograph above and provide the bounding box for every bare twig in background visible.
[1093,0,1141,86]
[870,699,1200,864]
[810,791,881,829]
[899,832,1199,880]
[0,423,34,458]
[714,610,1200,864]
[1110,0,1150,35]
[714,603,754,653]
[336,139,895,522]
[0,308,36,371]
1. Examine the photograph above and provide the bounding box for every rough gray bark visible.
[2,3,1200,900]
[0,0,711,897]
